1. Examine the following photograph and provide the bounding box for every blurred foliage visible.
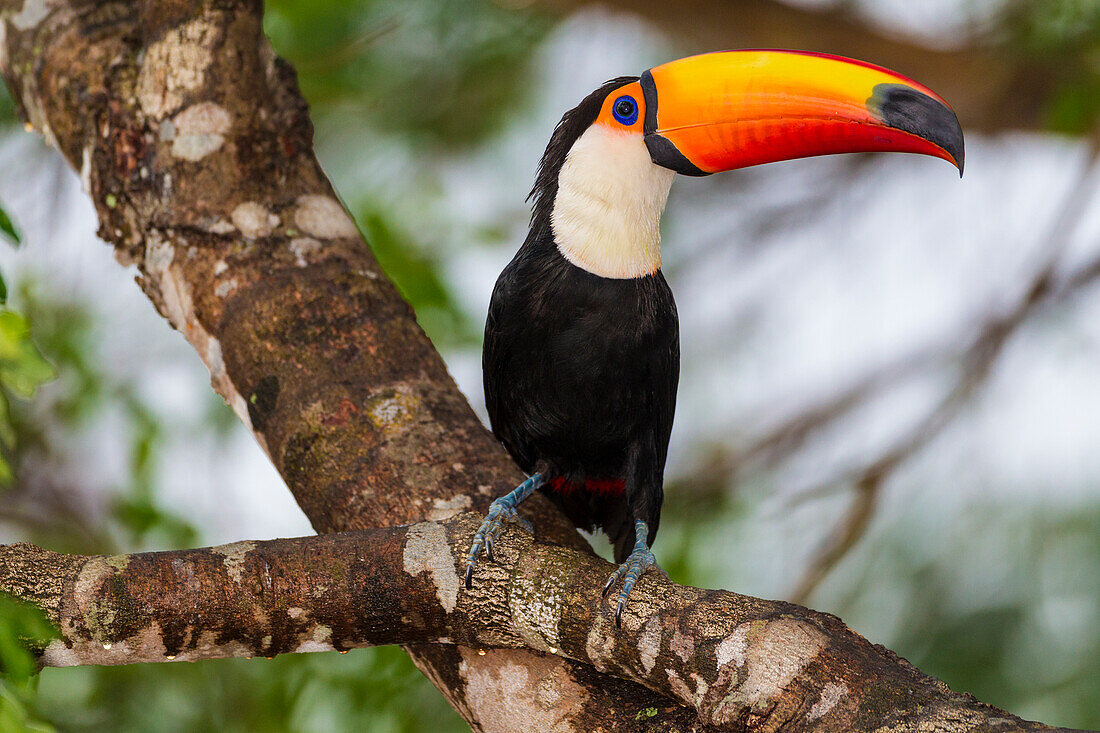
[263,0,549,346]
[36,646,461,733]
[0,82,14,128]
[0,203,19,247]
[0,309,55,483]
[358,208,477,346]
[0,311,55,404]
[0,206,55,484]
[264,0,548,147]
[868,505,1100,726]
[10,283,197,553]
[108,395,197,550]
[999,0,1100,134]
[0,595,57,732]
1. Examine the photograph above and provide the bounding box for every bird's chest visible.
[531,268,675,389]
[485,250,679,470]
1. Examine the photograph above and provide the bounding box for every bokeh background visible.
[1,0,1099,730]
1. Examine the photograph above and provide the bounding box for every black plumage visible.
[483,78,679,563]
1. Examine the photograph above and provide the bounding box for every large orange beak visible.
[641,50,964,176]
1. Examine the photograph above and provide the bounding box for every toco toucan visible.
[464,49,964,625]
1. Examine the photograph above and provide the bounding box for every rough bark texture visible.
[0,517,1075,732]
[0,1,1079,731]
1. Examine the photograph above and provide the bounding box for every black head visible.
[528,76,639,232]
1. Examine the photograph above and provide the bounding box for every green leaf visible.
[0,390,13,451]
[0,204,20,247]
[0,311,55,398]
[0,307,54,486]
[0,678,55,732]
[0,595,57,687]
[111,494,198,548]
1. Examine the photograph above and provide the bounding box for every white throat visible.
[551,125,675,279]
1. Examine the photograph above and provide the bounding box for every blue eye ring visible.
[611,95,639,126]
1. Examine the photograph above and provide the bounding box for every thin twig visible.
[791,143,1100,602]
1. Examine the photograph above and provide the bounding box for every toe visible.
[604,549,662,626]
[603,568,622,597]
[464,563,475,589]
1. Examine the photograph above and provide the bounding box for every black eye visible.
[612,95,639,126]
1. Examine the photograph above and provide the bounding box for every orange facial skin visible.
[594,80,647,133]
[640,50,963,175]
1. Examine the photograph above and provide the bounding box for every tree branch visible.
[0,516,1071,731]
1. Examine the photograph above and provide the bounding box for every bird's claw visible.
[604,543,662,628]
[464,497,533,589]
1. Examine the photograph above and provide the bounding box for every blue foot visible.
[464,474,543,589]
[603,520,667,627]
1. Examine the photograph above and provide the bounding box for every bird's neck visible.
[550,125,675,279]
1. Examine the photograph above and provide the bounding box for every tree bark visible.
[0,0,1079,731]
[0,516,1075,731]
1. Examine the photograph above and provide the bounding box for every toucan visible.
[463,49,964,625]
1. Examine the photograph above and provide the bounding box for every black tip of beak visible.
[873,83,965,176]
